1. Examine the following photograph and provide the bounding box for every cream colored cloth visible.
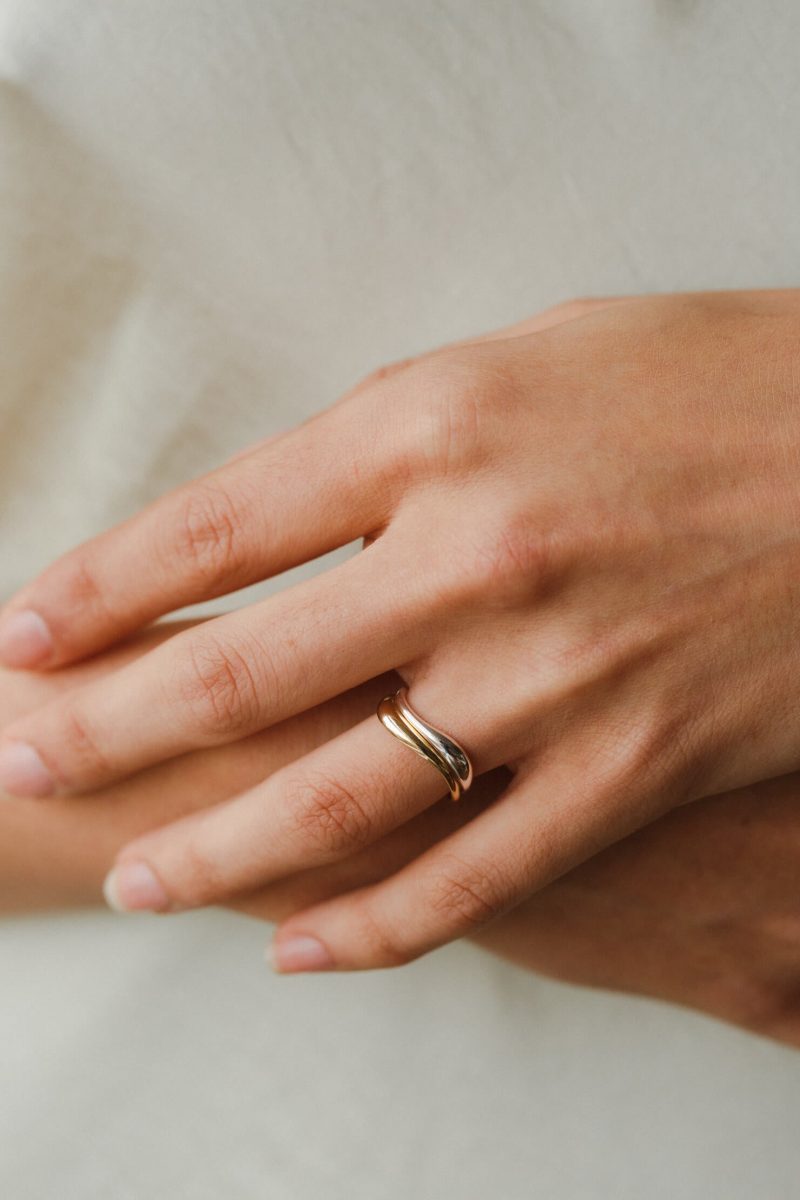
[1,2,800,1197]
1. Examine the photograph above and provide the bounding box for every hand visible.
[2,290,800,972]
[2,622,799,1046]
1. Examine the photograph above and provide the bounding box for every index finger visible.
[0,385,406,671]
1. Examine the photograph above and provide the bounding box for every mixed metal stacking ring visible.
[376,686,474,801]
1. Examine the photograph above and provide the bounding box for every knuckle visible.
[51,553,117,626]
[426,854,508,933]
[170,482,245,592]
[175,832,229,906]
[348,348,528,494]
[179,634,261,736]
[59,703,113,778]
[428,383,484,471]
[351,899,414,968]
[436,515,569,614]
[470,516,568,605]
[631,703,710,799]
[585,708,692,805]
[404,352,519,475]
[281,771,375,857]
[553,613,710,799]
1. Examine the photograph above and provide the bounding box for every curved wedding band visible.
[376,687,474,801]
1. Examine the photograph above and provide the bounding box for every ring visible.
[376,686,474,801]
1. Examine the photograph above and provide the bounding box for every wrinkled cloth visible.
[1,2,799,1197]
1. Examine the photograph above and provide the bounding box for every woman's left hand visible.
[2,289,800,972]
[3,621,799,1048]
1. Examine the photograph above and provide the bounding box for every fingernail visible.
[0,740,55,797]
[0,609,53,668]
[268,933,334,974]
[102,861,170,913]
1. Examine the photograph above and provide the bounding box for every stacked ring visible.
[376,686,474,801]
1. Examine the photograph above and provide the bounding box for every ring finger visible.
[101,695,496,913]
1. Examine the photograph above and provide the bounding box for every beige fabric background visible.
[1,2,799,1196]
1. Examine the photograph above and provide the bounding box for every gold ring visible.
[376,686,474,801]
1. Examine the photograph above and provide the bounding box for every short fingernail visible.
[0,740,55,797]
[269,933,334,974]
[0,609,53,668]
[103,861,170,913]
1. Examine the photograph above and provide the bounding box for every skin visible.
[2,621,800,1048]
[1,290,800,974]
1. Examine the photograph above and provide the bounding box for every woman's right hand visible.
[1,619,799,1047]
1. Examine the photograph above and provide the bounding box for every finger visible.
[99,700,494,913]
[0,387,405,671]
[267,751,668,973]
[0,536,426,796]
[229,767,509,925]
